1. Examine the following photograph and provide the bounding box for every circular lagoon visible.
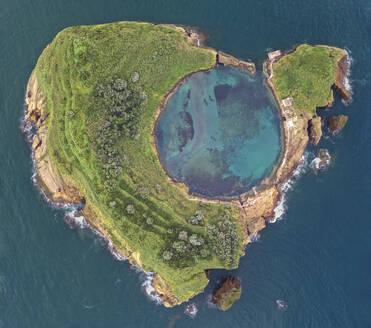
[155,66,281,198]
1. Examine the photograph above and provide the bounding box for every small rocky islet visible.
[24,22,351,310]
[212,277,242,311]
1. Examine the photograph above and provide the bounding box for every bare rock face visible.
[328,115,348,133]
[25,73,84,205]
[334,55,351,102]
[152,273,181,307]
[308,116,322,145]
[212,277,241,311]
[247,217,266,235]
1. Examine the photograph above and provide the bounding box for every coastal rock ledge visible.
[24,21,351,309]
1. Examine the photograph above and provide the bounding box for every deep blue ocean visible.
[1,0,370,327]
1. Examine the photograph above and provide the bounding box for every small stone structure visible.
[282,97,293,107]
[268,50,282,61]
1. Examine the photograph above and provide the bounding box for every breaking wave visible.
[270,152,309,223]
[141,272,163,304]
[184,303,198,317]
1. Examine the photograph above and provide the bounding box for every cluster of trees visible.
[206,216,239,266]
[162,228,206,264]
[91,77,147,191]
[161,212,240,267]
[186,210,205,226]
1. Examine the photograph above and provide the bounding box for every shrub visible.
[126,204,135,215]
[200,248,210,258]
[137,186,150,199]
[131,71,140,83]
[163,250,173,261]
[172,241,187,253]
[178,231,188,241]
[189,234,204,246]
[187,210,205,226]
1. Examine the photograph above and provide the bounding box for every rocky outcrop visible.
[308,116,322,145]
[217,51,255,74]
[246,216,266,235]
[328,115,348,133]
[212,277,241,311]
[334,55,351,102]
[152,273,181,307]
[310,148,331,172]
[25,73,84,204]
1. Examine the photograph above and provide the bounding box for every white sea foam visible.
[341,49,353,105]
[141,272,163,304]
[249,233,261,242]
[21,89,165,308]
[276,299,288,310]
[190,29,201,47]
[65,210,164,303]
[184,303,198,317]
[309,149,331,171]
[64,210,87,228]
[270,152,309,223]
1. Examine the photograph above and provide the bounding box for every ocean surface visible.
[156,67,281,197]
[1,0,371,327]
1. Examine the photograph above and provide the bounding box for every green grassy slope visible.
[34,22,243,303]
[272,44,345,115]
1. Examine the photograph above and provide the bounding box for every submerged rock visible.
[310,148,331,172]
[308,116,322,145]
[184,303,198,317]
[276,299,288,310]
[328,115,348,133]
[212,277,241,311]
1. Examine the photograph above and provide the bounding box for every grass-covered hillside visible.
[33,22,243,304]
[272,44,345,115]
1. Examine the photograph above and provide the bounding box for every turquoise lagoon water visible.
[156,67,281,197]
[1,0,371,327]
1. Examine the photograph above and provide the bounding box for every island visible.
[212,277,242,311]
[24,21,350,308]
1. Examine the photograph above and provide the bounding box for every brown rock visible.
[212,277,241,311]
[25,73,84,205]
[328,115,348,133]
[152,273,181,307]
[308,116,322,145]
[247,217,266,235]
[217,51,255,74]
[334,55,351,102]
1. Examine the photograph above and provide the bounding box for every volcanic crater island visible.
[24,21,351,309]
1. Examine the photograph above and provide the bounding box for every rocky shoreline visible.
[24,26,351,308]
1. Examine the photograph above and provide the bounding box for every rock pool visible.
[155,66,281,198]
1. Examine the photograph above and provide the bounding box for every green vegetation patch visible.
[33,21,243,303]
[272,44,345,114]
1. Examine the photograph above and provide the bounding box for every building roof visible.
[268,50,282,60]
[282,97,293,107]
